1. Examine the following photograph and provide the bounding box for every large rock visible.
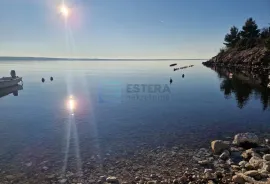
[211,140,229,154]
[241,148,260,159]
[198,160,211,165]
[244,170,259,177]
[233,133,259,147]
[262,161,270,172]
[263,154,270,161]
[232,174,245,184]
[5,175,15,180]
[204,169,215,180]
[106,176,119,183]
[245,163,254,170]
[249,156,264,169]
[239,161,248,168]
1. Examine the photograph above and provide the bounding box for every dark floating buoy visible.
[50,77,53,81]
[182,74,185,78]
[170,77,173,84]
[42,78,45,83]
[170,63,177,67]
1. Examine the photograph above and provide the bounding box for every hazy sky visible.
[0,0,269,59]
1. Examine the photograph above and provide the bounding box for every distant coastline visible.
[0,56,207,61]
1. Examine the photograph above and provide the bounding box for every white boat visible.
[0,70,23,89]
[268,83,270,88]
[0,77,22,89]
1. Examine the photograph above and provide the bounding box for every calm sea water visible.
[0,60,269,171]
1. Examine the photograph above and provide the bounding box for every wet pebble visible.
[6,175,15,180]
[59,178,67,183]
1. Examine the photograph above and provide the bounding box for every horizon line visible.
[0,56,208,61]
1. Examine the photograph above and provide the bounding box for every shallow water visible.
[0,60,269,172]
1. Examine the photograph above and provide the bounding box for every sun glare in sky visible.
[59,4,70,18]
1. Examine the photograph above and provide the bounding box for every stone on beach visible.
[211,140,229,154]
[239,161,248,167]
[233,133,259,147]
[244,170,260,177]
[241,148,257,159]
[232,174,245,184]
[59,179,67,183]
[106,176,119,183]
[263,154,270,161]
[245,163,254,170]
[249,156,264,169]
[262,162,270,172]
[198,160,211,165]
[25,162,32,167]
[220,150,230,160]
[5,175,15,180]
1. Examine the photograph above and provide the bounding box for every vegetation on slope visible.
[221,18,270,52]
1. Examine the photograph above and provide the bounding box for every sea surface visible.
[0,60,270,171]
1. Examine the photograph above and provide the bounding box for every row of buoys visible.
[42,77,54,83]
[169,63,192,84]
[169,74,185,84]
[170,64,194,67]
[173,65,194,71]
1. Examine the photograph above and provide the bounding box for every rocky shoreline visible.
[0,133,270,183]
[202,47,270,78]
[202,46,270,89]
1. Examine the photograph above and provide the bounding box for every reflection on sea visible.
[210,66,270,110]
[0,85,23,99]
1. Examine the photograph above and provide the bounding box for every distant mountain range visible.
[0,56,207,61]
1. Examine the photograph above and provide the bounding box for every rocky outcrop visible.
[204,46,270,66]
[203,47,270,89]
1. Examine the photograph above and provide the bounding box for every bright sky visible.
[0,0,269,59]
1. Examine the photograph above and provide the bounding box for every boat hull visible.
[0,85,23,98]
[0,77,22,89]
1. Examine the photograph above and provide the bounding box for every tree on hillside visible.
[260,27,270,39]
[237,18,260,49]
[240,18,260,38]
[223,26,240,48]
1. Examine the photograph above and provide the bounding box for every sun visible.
[59,4,70,18]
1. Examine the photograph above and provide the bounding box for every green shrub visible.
[240,18,260,39]
[223,26,240,48]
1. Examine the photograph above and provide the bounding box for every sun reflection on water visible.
[63,95,82,175]
[67,95,76,114]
